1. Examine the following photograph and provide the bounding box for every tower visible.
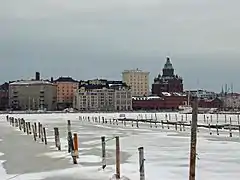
[162,57,174,77]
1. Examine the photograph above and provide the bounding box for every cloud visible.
[0,0,240,91]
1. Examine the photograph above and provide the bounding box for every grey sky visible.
[0,0,240,92]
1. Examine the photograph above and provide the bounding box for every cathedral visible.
[152,57,183,96]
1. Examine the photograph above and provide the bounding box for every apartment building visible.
[54,77,78,110]
[74,80,132,111]
[122,69,149,97]
[9,80,57,111]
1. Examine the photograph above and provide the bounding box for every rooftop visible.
[10,80,53,86]
[54,77,78,83]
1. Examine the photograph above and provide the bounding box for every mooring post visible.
[34,122,37,137]
[43,127,47,145]
[238,114,240,125]
[41,124,44,142]
[115,136,120,179]
[54,127,61,150]
[26,122,29,135]
[38,122,41,139]
[32,125,36,141]
[23,119,26,133]
[229,117,232,137]
[101,136,106,170]
[67,120,72,153]
[28,122,31,134]
[216,124,219,135]
[73,133,79,158]
[138,147,145,180]
[189,96,198,180]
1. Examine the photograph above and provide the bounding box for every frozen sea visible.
[0,112,240,180]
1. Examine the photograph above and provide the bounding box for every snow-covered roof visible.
[10,80,53,86]
[161,92,171,96]
[132,96,163,100]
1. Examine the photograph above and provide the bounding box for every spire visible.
[162,56,174,77]
[164,57,174,70]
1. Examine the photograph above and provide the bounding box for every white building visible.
[122,69,149,97]
[74,83,132,111]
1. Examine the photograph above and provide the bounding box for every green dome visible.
[164,57,173,70]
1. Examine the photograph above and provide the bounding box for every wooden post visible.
[189,97,198,180]
[225,114,227,123]
[26,122,29,135]
[43,127,47,145]
[38,122,41,139]
[115,136,120,179]
[216,114,219,124]
[154,113,157,128]
[216,124,219,135]
[138,147,145,180]
[28,122,31,134]
[208,124,212,135]
[54,127,61,150]
[15,119,18,127]
[19,119,22,130]
[41,124,44,142]
[23,119,26,133]
[210,115,212,123]
[229,117,232,137]
[167,120,170,129]
[73,133,79,158]
[238,114,240,125]
[175,122,177,131]
[101,136,106,170]
[161,120,164,129]
[203,114,206,123]
[67,120,73,153]
[32,125,36,141]
[34,122,37,137]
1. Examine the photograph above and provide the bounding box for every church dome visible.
[163,57,174,70]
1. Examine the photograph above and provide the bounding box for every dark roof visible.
[0,82,9,91]
[54,77,78,83]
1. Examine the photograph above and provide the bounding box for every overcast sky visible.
[0,0,240,92]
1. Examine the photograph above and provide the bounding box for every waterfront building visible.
[122,69,149,97]
[152,57,183,96]
[54,77,78,110]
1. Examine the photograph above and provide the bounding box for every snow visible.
[1,112,240,179]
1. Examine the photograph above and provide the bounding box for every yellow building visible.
[122,69,149,97]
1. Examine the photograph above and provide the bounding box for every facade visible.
[9,80,57,111]
[0,82,9,110]
[122,69,149,97]
[186,89,217,99]
[152,57,183,96]
[54,77,78,110]
[198,98,223,109]
[132,92,186,110]
[74,80,132,111]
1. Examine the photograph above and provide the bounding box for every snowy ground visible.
[0,112,240,180]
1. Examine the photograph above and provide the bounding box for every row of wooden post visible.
[7,116,145,180]
[6,116,48,145]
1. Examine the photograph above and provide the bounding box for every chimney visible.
[36,72,40,81]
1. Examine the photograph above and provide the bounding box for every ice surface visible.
[0,112,240,180]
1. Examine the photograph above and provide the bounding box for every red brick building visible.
[132,92,187,110]
[152,57,183,96]
[198,98,223,109]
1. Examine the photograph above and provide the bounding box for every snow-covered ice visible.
[0,112,240,180]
